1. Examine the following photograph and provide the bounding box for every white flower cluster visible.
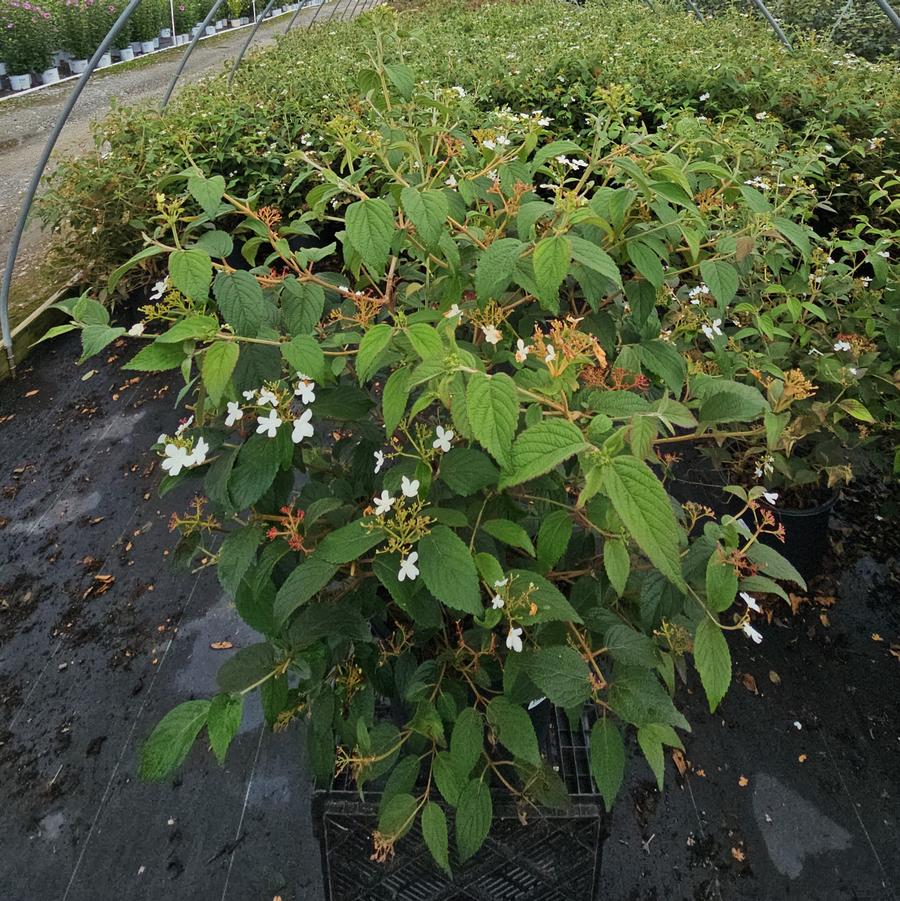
[554,155,588,170]
[489,576,524,652]
[688,284,710,305]
[701,319,723,341]
[228,373,317,445]
[158,418,209,477]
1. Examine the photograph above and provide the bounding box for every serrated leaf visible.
[450,707,484,778]
[533,235,572,307]
[357,323,393,383]
[422,803,451,876]
[604,537,630,597]
[400,187,448,247]
[602,457,686,592]
[487,697,540,765]
[498,419,586,489]
[536,510,573,570]
[570,235,622,288]
[282,333,326,383]
[316,519,384,564]
[273,556,339,626]
[627,240,664,288]
[207,693,243,764]
[438,447,499,496]
[345,198,395,275]
[382,366,412,436]
[699,259,739,304]
[705,553,738,612]
[169,249,212,300]
[281,279,325,335]
[139,700,210,781]
[419,526,481,614]
[455,780,492,862]
[481,519,535,556]
[214,270,268,337]
[694,618,731,712]
[466,372,519,468]
[475,237,525,301]
[217,524,263,596]
[201,341,239,406]
[589,718,625,812]
[524,646,591,708]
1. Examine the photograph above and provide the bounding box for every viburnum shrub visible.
[0,0,54,74]
[57,64,857,869]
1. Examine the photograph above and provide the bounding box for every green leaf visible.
[282,333,326,383]
[607,666,689,730]
[481,519,534,557]
[419,526,481,614]
[214,270,268,336]
[438,447,499,496]
[570,235,622,288]
[627,240,664,288]
[400,187,448,247]
[694,618,731,713]
[384,62,415,98]
[639,340,686,395]
[536,510,573,570]
[216,642,275,693]
[281,280,325,335]
[433,751,465,806]
[705,553,738,613]
[699,259,739,305]
[207,693,243,764]
[139,700,211,780]
[217,525,263,596]
[455,780,492,862]
[487,697,540,765]
[124,340,187,372]
[378,793,418,839]
[602,456,686,592]
[273,556,339,626]
[604,537,630,597]
[698,387,767,424]
[524,646,591,708]
[422,803,451,876]
[587,391,651,417]
[194,229,233,259]
[316,519,384,564]
[357,323,393,383]
[605,624,658,667]
[466,372,519,469]
[345,198,395,275]
[157,315,219,344]
[230,433,280,508]
[169,249,212,300]
[450,708,484,778]
[838,398,875,423]
[773,216,811,260]
[509,570,583,624]
[475,237,525,301]
[80,324,126,361]
[533,235,572,307]
[589,718,625,812]
[382,366,412,437]
[405,323,444,361]
[202,341,239,406]
[108,244,167,294]
[746,542,806,590]
[499,419,586,489]
[188,173,226,216]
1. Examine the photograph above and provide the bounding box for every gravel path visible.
[0,0,376,323]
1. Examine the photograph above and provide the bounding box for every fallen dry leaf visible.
[210,641,234,650]
[816,594,836,608]
[24,389,39,398]
[789,592,807,615]
[819,613,830,627]
[731,847,746,862]
[872,633,883,642]
[798,754,807,763]
[889,644,900,661]
[769,670,782,685]
[672,749,688,777]
[695,768,706,778]
[738,776,749,787]
[740,673,758,695]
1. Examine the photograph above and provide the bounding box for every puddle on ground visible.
[751,772,852,878]
[38,810,66,842]
[5,489,102,536]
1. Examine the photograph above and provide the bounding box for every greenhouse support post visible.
[161,0,229,107]
[227,0,280,87]
[0,0,144,376]
[749,0,793,48]
[169,0,176,42]
[872,0,900,34]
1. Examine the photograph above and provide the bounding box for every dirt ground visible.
[0,0,376,328]
[0,316,897,900]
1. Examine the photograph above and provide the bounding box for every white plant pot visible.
[190,25,201,37]
[0,62,7,77]
[205,25,217,35]
[152,37,160,48]
[50,51,64,67]
[131,40,142,53]
[9,73,32,91]
[70,58,89,74]
[41,66,60,84]
[240,15,249,24]
[160,27,172,37]
[140,40,155,53]
[229,18,241,27]
[118,46,135,61]
[175,33,188,45]
[96,51,112,68]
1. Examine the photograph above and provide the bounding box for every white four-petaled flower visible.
[190,437,209,467]
[256,409,283,438]
[702,319,723,341]
[494,577,508,588]
[742,623,763,644]
[294,374,316,405]
[762,491,779,505]
[401,475,420,498]
[444,303,462,319]
[292,409,314,444]
[491,594,504,609]
[483,325,501,345]
[127,322,145,337]
[740,592,761,613]
[258,388,279,406]
[506,627,524,653]
[374,450,385,473]
[373,490,396,517]
[833,340,852,352]
[433,425,454,453]
[225,402,243,427]
[515,339,532,362]
[149,279,168,301]
[398,551,419,582]
[544,344,556,363]
[161,443,193,477]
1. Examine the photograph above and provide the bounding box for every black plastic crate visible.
[313,705,607,901]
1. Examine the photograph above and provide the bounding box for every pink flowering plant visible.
[55,64,836,869]
[0,0,54,74]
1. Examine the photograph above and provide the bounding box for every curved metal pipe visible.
[749,0,793,49]
[872,0,900,35]
[286,0,328,34]
[685,0,704,21]
[0,0,144,374]
[227,0,280,88]
[161,0,229,108]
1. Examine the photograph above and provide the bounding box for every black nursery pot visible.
[312,706,609,901]
[758,491,839,584]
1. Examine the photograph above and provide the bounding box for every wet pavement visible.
[0,329,898,900]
